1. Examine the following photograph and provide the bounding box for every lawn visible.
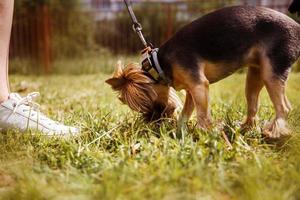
[0,73,300,200]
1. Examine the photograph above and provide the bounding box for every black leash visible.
[123,0,170,85]
[123,0,149,48]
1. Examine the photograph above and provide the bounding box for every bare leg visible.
[241,67,264,129]
[0,0,80,136]
[0,0,14,102]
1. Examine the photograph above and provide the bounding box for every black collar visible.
[141,48,170,85]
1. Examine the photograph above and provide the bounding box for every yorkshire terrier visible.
[106,4,300,138]
[106,61,182,122]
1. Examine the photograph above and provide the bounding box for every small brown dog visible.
[106,61,182,121]
[106,5,300,138]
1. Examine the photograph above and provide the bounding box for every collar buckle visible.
[141,48,169,85]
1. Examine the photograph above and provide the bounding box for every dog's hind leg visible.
[284,94,292,112]
[261,60,291,138]
[241,67,264,130]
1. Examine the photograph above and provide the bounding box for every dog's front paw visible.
[240,117,257,132]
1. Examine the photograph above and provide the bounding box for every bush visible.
[95,4,184,54]
[49,0,97,59]
[13,0,97,60]
[95,1,238,54]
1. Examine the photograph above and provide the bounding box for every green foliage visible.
[290,12,300,23]
[50,12,96,59]
[95,0,239,54]
[294,60,300,72]
[186,0,236,11]
[96,2,231,54]
[15,0,48,9]
[12,1,300,74]
[15,0,76,8]
[14,0,96,59]
[10,53,138,75]
[49,0,96,59]
[0,73,300,199]
[14,0,76,12]
[95,4,184,54]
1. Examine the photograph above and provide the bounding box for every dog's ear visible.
[105,77,126,90]
[113,60,123,77]
[106,60,126,90]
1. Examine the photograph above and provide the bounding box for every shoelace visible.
[12,92,41,114]
[8,92,76,134]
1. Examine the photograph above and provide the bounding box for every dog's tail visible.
[289,0,300,15]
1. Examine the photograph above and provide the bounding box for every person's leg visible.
[0,0,79,136]
[0,0,13,103]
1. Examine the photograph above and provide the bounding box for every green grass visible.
[9,53,139,75]
[0,73,300,200]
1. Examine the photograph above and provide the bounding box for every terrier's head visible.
[105,61,182,121]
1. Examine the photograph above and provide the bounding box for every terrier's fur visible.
[106,5,300,138]
[106,62,182,121]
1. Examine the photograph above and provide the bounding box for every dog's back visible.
[159,6,300,81]
[106,5,300,138]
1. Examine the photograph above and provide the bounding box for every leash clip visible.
[132,22,142,32]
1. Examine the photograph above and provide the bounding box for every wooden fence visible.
[10,0,292,73]
[10,5,52,73]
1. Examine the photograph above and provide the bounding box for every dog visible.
[289,0,300,15]
[106,61,182,122]
[106,4,300,139]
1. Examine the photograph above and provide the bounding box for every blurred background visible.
[9,0,300,74]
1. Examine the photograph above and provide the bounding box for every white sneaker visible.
[0,92,80,136]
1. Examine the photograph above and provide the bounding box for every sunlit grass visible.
[0,73,299,200]
[9,54,139,75]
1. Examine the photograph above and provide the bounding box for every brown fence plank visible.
[9,0,292,73]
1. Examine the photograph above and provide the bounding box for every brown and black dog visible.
[289,0,300,15]
[106,4,300,138]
